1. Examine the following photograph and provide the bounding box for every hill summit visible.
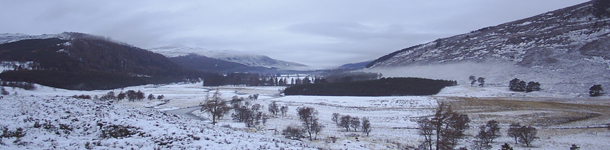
[366,0,610,94]
[368,0,610,69]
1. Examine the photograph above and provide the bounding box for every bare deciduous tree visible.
[362,117,372,136]
[200,90,231,125]
[518,125,538,147]
[331,113,340,124]
[485,120,501,143]
[297,107,323,140]
[268,101,279,116]
[280,105,288,117]
[507,123,521,144]
[418,118,434,150]
[339,115,351,132]
[420,102,470,150]
[350,116,360,132]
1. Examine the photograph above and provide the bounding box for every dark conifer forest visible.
[284,77,457,96]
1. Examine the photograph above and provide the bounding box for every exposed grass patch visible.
[443,97,610,126]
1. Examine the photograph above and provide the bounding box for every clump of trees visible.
[229,95,267,128]
[72,94,92,99]
[417,103,470,150]
[473,120,501,150]
[248,94,259,100]
[332,113,372,136]
[282,125,304,140]
[0,81,36,90]
[232,103,266,128]
[469,75,485,87]
[267,102,289,118]
[507,123,538,147]
[97,90,163,103]
[509,78,540,92]
[589,84,603,96]
[285,77,457,96]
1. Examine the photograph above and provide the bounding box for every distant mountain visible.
[336,60,373,70]
[0,32,221,90]
[149,46,307,69]
[366,1,610,94]
[0,33,71,44]
[368,1,610,69]
[168,53,282,73]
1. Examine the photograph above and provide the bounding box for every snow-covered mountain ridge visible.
[149,46,307,69]
[0,33,71,44]
[368,1,610,69]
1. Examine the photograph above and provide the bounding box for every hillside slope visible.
[0,32,220,90]
[366,1,610,94]
[150,46,307,69]
[369,1,610,68]
[168,53,281,73]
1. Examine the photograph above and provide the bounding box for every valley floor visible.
[1,83,609,149]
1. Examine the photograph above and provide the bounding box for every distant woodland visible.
[0,34,223,90]
[284,77,457,96]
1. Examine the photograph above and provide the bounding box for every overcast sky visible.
[0,0,589,68]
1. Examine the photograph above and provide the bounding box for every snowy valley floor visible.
[0,83,609,149]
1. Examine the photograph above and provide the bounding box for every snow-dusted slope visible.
[0,33,71,44]
[150,46,307,69]
[368,1,610,69]
[0,95,314,149]
[365,1,610,94]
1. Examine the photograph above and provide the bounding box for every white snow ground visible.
[0,93,314,149]
[0,82,609,149]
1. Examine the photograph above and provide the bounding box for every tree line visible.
[284,77,457,96]
[417,103,541,150]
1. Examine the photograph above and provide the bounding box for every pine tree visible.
[477,77,485,87]
[590,84,603,96]
[469,75,477,87]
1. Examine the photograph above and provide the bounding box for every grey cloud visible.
[0,0,590,68]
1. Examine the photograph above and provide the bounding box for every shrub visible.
[100,125,141,139]
[1,126,26,139]
[282,125,304,140]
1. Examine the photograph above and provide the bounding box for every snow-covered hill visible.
[0,95,314,149]
[365,1,610,94]
[0,33,70,44]
[368,1,610,69]
[149,46,307,69]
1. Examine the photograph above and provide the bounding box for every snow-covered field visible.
[0,92,314,149]
[1,82,609,149]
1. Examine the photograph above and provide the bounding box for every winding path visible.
[162,87,282,122]
[164,106,206,121]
